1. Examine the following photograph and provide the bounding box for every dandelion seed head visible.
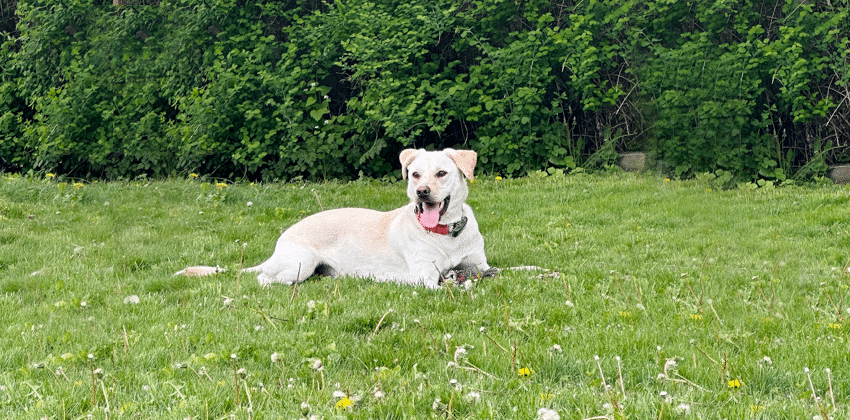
[536,407,560,420]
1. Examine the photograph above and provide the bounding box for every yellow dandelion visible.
[189,173,198,178]
[518,367,532,377]
[46,173,56,179]
[336,396,353,409]
[728,379,741,389]
[495,176,502,180]
[664,178,670,182]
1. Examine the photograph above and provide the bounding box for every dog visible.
[238,148,495,288]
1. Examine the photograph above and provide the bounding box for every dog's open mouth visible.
[416,196,450,229]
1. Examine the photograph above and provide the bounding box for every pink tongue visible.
[419,203,443,229]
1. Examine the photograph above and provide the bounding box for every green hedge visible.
[0,0,847,181]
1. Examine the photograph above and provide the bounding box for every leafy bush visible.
[0,0,847,181]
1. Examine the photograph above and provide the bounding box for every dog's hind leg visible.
[244,242,322,286]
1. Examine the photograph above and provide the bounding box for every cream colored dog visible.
[238,148,494,288]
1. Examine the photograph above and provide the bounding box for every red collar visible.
[416,212,468,237]
[421,221,451,235]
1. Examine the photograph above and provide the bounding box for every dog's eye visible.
[411,172,420,179]
[436,171,447,178]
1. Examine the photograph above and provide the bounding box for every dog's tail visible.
[239,264,263,273]
[174,264,264,277]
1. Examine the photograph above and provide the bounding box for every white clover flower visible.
[454,347,468,359]
[664,359,677,371]
[552,344,563,352]
[246,201,253,207]
[432,397,445,411]
[675,403,691,415]
[565,300,574,308]
[123,295,140,305]
[762,356,772,364]
[271,353,281,363]
[333,390,346,398]
[311,359,323,370]
[80,301,87,308]
[536,407,560,420]
[374,390,385,398]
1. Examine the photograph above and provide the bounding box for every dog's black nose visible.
[416,186,431,198]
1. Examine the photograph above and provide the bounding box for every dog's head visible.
[400,148,477,229]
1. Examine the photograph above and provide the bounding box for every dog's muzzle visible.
[414,195,450,229]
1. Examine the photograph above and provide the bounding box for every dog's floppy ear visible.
[399,149,422,179]
[444,148,477,180]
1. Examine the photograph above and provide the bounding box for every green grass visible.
[1,171,849,419]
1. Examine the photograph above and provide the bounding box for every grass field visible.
[1,171,849,419]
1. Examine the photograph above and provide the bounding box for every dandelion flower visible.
[336,396,353,409]
[189,173,198,178]
[518,367,532,377]
[536,407,560,420]
[495,176,503,180]
[728,379,742,389]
